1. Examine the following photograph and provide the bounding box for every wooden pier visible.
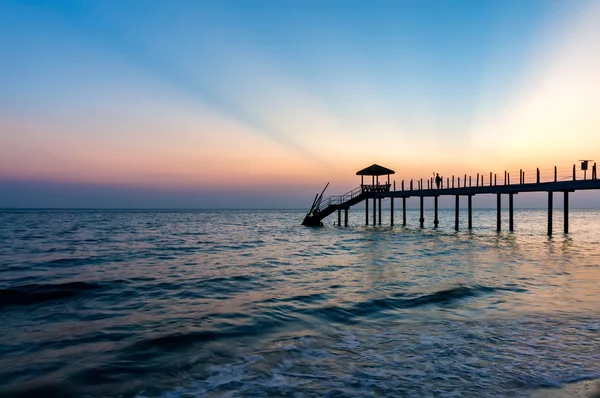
[302,162,599,235]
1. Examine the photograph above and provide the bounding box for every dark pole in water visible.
[373,197,376,226]
[564,191,569,234]
[390,198,394,226]
[338,208,341,226]
[497,193,501,232]
[468,195,473,230]
[378,198,382,225]
[344,208,348,227]
[548,191,553,236]
[455,195,459,231]
[402,197,407,226]
[434,196,439,228]
[509,193,514,232]
[365,199,369,225]
[420,196,424,228]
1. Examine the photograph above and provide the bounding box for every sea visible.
[1,208,600,398]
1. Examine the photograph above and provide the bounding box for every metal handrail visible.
[316,185,364,213]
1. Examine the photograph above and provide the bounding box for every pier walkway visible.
[302,163,599,235]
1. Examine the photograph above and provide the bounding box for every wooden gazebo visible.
[357,164,395,193]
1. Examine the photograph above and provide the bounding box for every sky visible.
[1,0,599,208]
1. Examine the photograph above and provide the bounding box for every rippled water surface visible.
[1,209,600,397]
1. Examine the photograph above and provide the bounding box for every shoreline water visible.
[531,379,600,397]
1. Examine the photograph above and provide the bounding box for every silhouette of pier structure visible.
[302,162,599,235]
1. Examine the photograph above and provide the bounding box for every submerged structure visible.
[302,162,600,235]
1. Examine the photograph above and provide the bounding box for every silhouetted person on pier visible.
[435,173,441,189]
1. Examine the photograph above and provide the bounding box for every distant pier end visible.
[301,162,600,235]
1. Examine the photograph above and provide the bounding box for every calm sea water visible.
[1,209,600,397]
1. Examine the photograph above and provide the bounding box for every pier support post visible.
[344,208,348,227]
[548,191,553,236]
[455,195,460,231]
[497,193,501,232]
[509,193,514,232]
[564,191,569,234]
[378,198,382,225]
[365,199,369,225]
[338,208,341,227]
[390,198,394,226]
[373,198,376,226]
[468,195,473,230]
[402,197,407,226]
[434,196,439,228]
[420,196,424,228]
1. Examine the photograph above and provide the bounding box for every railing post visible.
[458,177,460,187]
[536,168,540,184]
[594,162,597,180]
[469,176,472,187]
[573,164,576,180]
[446,177,449,189]
[505,171,507,185]
[410,179,413,190]
[508,173,510,185]
[421,178,423,190]
[554,166,557,182]
[490,172,492,187]
[452,175,455,188]
[494,174,497,186]
[464,174,467,187]
[402,180,404,191]
[476,173,479,187]
[520,169,522,184]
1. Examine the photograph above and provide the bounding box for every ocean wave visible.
[306,285,526,322]
[0,281,104,308]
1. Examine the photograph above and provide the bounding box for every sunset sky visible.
[1,0,599,208]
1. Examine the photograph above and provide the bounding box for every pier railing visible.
[398,163,597,191]
[317,185,364,212]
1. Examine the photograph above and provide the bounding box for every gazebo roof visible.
[356,164,395,176]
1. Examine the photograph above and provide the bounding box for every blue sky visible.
[1,0,599,208]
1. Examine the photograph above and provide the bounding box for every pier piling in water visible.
[434,196,439,228]
[420,196,424,228]
[455,195,459,231]
[548,191,553,236]
[468,195,473,230]
[564,191,569,234]
[497,193,501,232]
[509,193,514,231]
